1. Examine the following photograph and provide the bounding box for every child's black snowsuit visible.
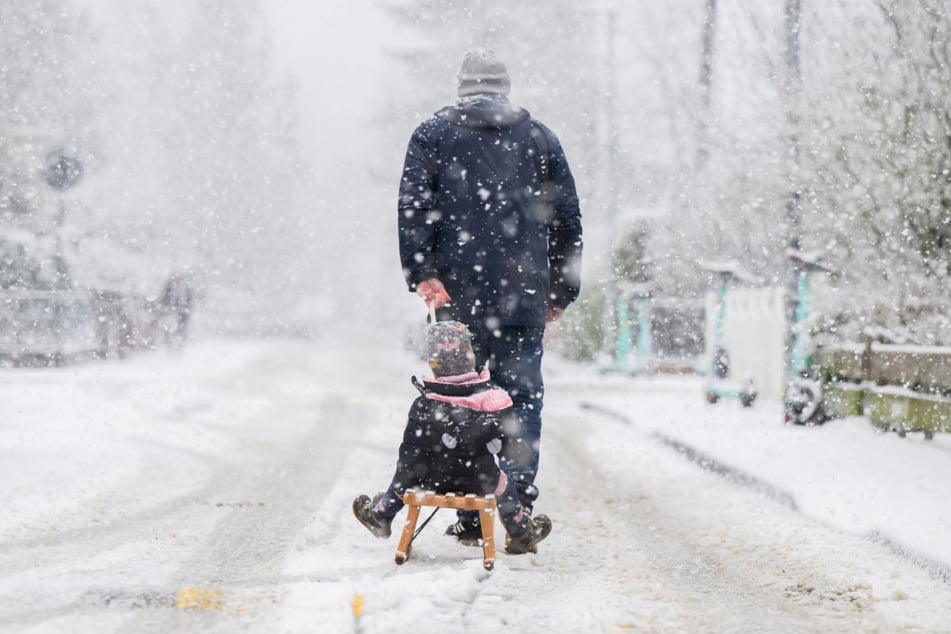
[374,368,530,535]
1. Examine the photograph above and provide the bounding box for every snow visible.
[1,333,950,632]
[871,343,951,356]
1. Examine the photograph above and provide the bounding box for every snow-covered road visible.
[1,337,949,633]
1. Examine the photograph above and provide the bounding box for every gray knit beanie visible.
[457,48,511,97]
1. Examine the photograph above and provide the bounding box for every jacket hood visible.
[435,94,529,129]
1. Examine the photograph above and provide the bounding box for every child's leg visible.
[375,482,405,519]
[494,472,529,535]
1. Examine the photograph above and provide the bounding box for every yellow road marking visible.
[175,587,223,611]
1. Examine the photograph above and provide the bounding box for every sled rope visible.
[410,507,440,544]
[409,302,439,546]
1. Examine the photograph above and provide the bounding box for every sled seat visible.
[395,489,497,571]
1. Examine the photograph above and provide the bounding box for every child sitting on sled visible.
[352,320,551,555]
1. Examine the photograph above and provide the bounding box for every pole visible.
[783,0,802,386]
[600,4,620,361]
[696,0,717,169]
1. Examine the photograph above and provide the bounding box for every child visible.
[353,320,552,555]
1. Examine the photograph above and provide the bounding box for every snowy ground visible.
[1,333,950,633]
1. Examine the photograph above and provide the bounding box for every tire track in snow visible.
[0,341,392,632]
[535,397,937,632]
[582,400,800,509]
[581,399,951,587]
[119,392,370,634]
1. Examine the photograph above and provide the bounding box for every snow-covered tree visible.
[0,0,91,284]
[2,0,310,331]
[800,0,951,343]
[157,0,307,319]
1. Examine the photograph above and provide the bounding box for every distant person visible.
[397,48,583,542]
[353,321,552,554]
[159,273,193,348]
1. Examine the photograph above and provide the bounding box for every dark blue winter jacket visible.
[398,94,583,328]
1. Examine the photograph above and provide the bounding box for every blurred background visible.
[1,0,948,374]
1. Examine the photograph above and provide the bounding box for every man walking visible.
[398,48,583,543]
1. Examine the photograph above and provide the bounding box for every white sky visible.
[262,1,412,319]
[265,1,393,173]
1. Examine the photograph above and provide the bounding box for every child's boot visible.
[444,510,483,546]
[352,494,393,538]
[505,514,552,554]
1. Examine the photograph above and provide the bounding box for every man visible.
[397,48,583,543]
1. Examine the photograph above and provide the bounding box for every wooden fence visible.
[815,343,951,437]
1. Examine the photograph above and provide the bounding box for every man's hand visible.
[416,278,451,309]
[546,305,565,322]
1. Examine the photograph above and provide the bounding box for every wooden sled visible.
[395,489,497,571]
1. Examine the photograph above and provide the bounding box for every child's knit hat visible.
[427,321,476,377]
